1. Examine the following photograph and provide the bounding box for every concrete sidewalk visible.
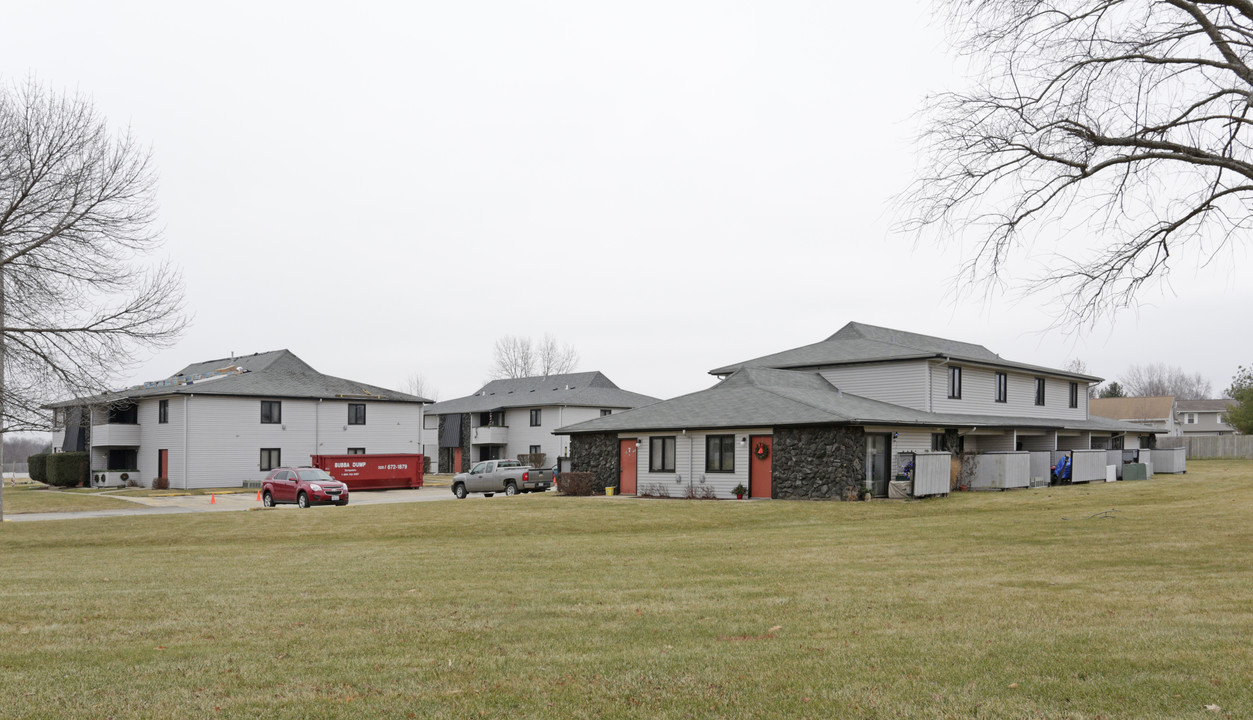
[6,485,465,522]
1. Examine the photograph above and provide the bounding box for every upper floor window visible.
[347,447,366,454]
[600,409,612,417]
[705,434,736,473]
[348,403,366,425]
[1069,382,1079,409]
[649,436,676,472]
[1034,378,1046,406]
[530,409,542,426]
[423,414,438,429]
[261,400,282,424]
[1185,413,1197,424]
[994,373,1008,403]
[947,367,962,399]
[158,399,169,424]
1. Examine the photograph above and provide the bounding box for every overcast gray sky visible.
[6,1,1249,404]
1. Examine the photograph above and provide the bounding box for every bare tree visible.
[1,79,185,518]
[491,335,535,379]
[536,333,578,377]
[904,1,1253,325]
[1121,363,1212,399]
[402,372,438,401]
[490,334,579,379]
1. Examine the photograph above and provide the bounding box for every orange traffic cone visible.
[256,489,261,501]
[210,493,216,504]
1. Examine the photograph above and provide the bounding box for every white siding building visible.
[425,372,659,474]
[50,350,430,489]
[559,322,1151,500]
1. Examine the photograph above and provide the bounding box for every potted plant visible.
[860,486,873,501]
[732,483,748,500]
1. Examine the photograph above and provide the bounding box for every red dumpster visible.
[311,454,424,490]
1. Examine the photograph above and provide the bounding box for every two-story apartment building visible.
[48,350,430,488]
[1175,399,1239,436]
[423,372,658,473]
[557,322,1149,500]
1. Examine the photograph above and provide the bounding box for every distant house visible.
[557,322,1150,500]
[423,372,658,473]
[47,350,430,488]
[1089,396,1178,442]
[1175,399,1239,436]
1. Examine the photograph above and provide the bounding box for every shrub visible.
[28,453,49,483]
[152,477,169,490]
[638,482,669,498]
[684,484,718,500]
[46,452,89,487]
[557,472,595,496]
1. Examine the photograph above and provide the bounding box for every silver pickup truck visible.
[451,459,552,499]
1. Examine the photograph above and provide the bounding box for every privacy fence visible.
[1158,436,1253,460]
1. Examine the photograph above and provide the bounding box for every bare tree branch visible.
[0,78,185,445]
[903,0,1253,325]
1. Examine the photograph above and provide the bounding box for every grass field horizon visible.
[2,461,1250,718]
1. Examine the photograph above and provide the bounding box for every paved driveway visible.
[5,485,484,523]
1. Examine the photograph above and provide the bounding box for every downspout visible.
[316,398,321,461]
[183,395,191,489]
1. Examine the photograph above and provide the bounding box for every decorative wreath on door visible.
[753,442,769,460]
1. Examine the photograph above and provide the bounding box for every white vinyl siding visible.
[137,397,183,486]
[628,429,769,499]
[507,406,604,466]
[161,397,423,489]
[819,361,928,410]
[929,364,1088,420]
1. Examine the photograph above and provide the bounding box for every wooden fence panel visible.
[1158,436,1253,459]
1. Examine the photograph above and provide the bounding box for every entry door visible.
[866,434,891,497]
[749,435,773,498]
[453,447,463,474]
[619,440,637,494]
[158,449,169,480]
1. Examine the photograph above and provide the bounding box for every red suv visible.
[261,467,349,508]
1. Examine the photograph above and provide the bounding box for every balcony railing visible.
[471,425,508,445]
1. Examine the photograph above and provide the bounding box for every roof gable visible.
[427,371,659,415]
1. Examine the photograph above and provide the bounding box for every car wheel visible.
[262,491,275,508]
[297,492,309,509]
[504,482,518,496]
[453,483,467,499]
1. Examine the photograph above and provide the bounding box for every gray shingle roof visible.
[708,321,1103,382]
[46,350,430,407]
[556,367,1148,435]
[1175,398,1235,413]
[427,371,659,415]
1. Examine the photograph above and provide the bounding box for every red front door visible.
[619,439,638,495]
[453,447,463,474]
[749,435,773,498]
[158,449,169,480]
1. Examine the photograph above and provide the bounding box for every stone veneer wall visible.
[438,414,471,474]
[773,425,866,500]
[570,432,619,493]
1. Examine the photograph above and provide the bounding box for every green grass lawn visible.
[1,486,141,514]
[1,461,1250,719]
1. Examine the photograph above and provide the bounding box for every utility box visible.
[311,453,424,490]
[1122,463,1148,481]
